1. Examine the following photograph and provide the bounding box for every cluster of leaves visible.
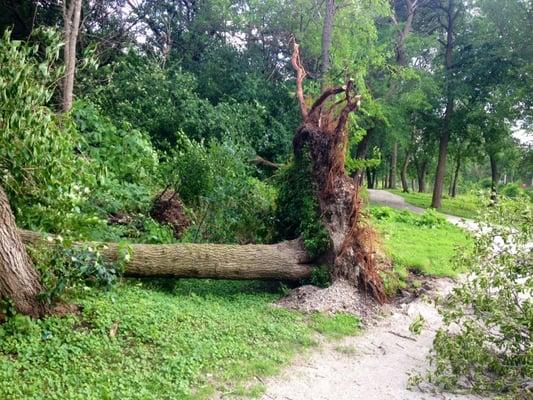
[0,29,93,232]
[90,51,295,161]
[428,198,532,396]
[27,237,131,305]
[162,134,277,244]
[275,151,330,259]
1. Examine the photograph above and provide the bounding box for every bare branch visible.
[291,42,308,120]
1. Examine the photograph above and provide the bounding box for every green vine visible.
[275,149,330,259]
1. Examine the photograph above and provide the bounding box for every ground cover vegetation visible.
[0,0,531,398]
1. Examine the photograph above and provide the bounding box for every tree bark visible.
[19,231,312,281]
[0,186,45,318]
[431,0,458,209]
[431,129,450,208]
[417,159,427,193]
[62,0,83,112]
[320,0,335,86]
[400,149,411,193]
[389,142,398,189]
[489,153,499,202]
[450,155,460,197]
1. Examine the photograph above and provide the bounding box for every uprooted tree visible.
[0,42,385,318]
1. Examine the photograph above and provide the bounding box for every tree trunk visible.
[417,160,427,193]
[431,0,458,209]
[62,0,83,112]
[489,153,499,202]
[389,142,397,189]
[320,0,336,86]
[0,186,45,318]
[450,155,460,197]
[19,231,312,281]
[366,169,373,189]
[431,131,449,208]
[291,44,385,302]
[400,149,410,193]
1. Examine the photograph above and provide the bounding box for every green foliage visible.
[28,237,130,304]
[500,183,525,199]
[371,206,473,294]
[370,206,447,228]
[310,266,331,288]
[0,29,92,232]
[275,153,330,258]
[165,137,276,244]
[0,279,359,400]
[310,313,361,340]
[408,314,425,336]
[72,101,160,215]
[427,198,532,396]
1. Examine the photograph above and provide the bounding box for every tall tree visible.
[320,0,336,84]
[428,0,462,209]
[62,0,82,112]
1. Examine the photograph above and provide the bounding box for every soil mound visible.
[150,189,190,238]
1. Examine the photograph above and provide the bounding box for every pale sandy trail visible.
[255,191,485,400]
[260,278,484,400]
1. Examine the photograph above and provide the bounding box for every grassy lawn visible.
[0,279,359,400]
[370,206,473,295]
[0,209,470,400]
[388,189,483,219]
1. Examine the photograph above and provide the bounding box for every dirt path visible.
[253,191,484,400]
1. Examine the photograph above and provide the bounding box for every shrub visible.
[28,237,131,305]
[427,198,532,396]
[73,100,160,215]
[501,183,524,198]
[0,29,92,232]
[165,137,277,244]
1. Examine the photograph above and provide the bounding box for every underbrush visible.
[370,206,473,296]
[0,279,360,400]
[426,198,532,398]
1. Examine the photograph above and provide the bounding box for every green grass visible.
[371,206,473,295]
[0,279,359,400]
[388,189,483,219]
[310,313,360,340]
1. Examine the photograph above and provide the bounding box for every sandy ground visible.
[260,278,485,400]
[250,190,485,400]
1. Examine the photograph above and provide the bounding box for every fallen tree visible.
[1,42,385,318]
[19,230,312,281]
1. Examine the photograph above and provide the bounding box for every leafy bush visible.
[165,137,277,244]
[428,198,532,396]
[501,183,524,198]
[370,206,447,228]
[28,237,131,304]
[0,29,92,232]
[72,101,160,214]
